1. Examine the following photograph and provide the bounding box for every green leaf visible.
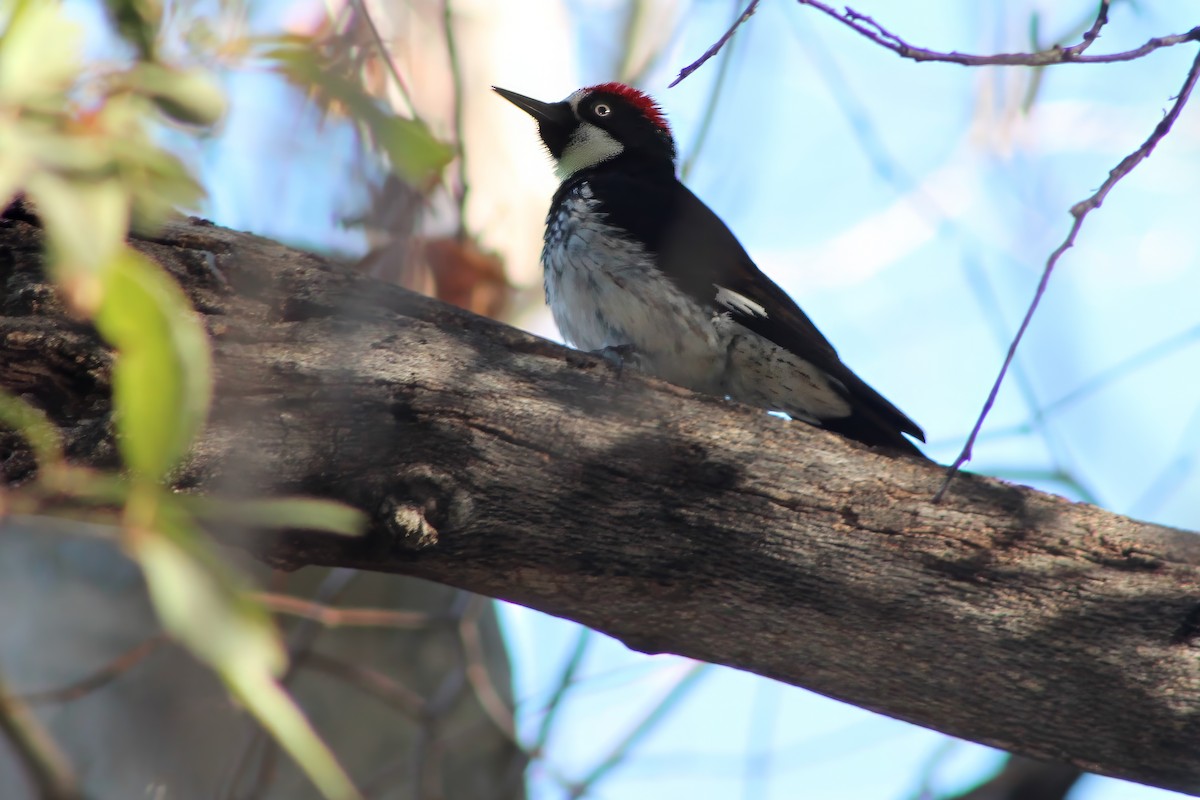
[93,248,212,479]
[132,501,361,800]
[130,63,227,127]
[0,390,63,469]
[184,496,367,536]
[369,114,455,190]
[28,172,129,282]
[0,0,83,105]
[263,40,452,187]
[132,503,284,678]
[226,670,363,800]
[101,0,162,60]
[0,123,33,213]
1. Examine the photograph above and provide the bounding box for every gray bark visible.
[2,210,1199,795]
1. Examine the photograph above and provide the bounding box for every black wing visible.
[584,168,925,454]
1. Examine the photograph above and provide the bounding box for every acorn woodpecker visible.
[494,82,925,456]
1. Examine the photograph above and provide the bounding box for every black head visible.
[493,83,677,179]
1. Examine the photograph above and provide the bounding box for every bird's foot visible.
[591,344,638,376]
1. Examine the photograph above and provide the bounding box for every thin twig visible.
[348,0,422,123]
[797,0,1198,66]
[669,0,761,87]
[567,663,709,798]
[1131,401,1200,517]
[533,628,592,754]
[1038,323,1200,422]
[741,680,781,800]
[19,634,165,706]
[926,322,1200,451]
[615,0,650,83]
[458,596,519,743]
[681,0,744,180]
[254,591,435,629]
[0,669,80,799]
[785,12,1078,475]
[935,45,1200,501]
[1063,0,1112,57]
[905,739,958,800]
[221,568,359,800]
[303,652,427,717]
[443,0,469,237]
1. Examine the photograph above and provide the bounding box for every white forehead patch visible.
[555,121,624,180]
[565,89,589,111]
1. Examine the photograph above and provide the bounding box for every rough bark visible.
[2,210,1199,795]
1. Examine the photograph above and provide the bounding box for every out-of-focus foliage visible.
[264,34,453,189]
[94,248,212,479]
[0,2,383,797]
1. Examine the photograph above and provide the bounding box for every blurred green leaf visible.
[263,39,452,187]
[226,669,363,800]
[0,123,32,211]
[131,502,284,679]
[129,63,227,127]
[28,172,129,282]
[185,496,367,536]
[101,0,162,60]
[45,468,129,505]
[368,113,455,189]
[0,0,83,106]
[133,501,361,800]
[94,247,212,479]
[0,391,63,469]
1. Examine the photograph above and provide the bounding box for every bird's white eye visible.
[594,103,611,117]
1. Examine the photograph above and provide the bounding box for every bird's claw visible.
[591,344,638,376]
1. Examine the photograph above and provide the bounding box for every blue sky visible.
[191,0,1200,797]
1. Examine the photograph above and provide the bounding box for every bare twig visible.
[532,628,591,755]
[681,0,744,180]
[945,755,1082,800]
[796,0,1198,66]
[221,568,360,800]
[458,596,518,743]
[348,0,422,122]
[926,322,1200,450]
[669,0,761,87]
[741,680,782,800]
[303,652,426,717]
[936,46,1200,501]
[19,634,165,706]
[566,663,709,798]
[1063,0,1112,57]
[1131,401,1200,517]
[784,12,1083,481]
[906,738,958,800]
[254,591,436,629]
[0,669,80,799]
[443,0,469,237]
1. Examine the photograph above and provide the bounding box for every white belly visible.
[541,183,725,393]
[540,182,852,424]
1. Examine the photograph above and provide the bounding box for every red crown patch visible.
[586,82,671,135]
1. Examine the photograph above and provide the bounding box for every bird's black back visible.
[560,158,926,455]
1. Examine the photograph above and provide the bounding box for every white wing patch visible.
[714,285,768,318]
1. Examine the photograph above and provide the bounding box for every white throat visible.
[555,122,624,180]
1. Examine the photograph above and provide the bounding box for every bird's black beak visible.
[492,87,569,124]
[493,86,575,158]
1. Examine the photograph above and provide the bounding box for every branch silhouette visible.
[2,213,1200,794]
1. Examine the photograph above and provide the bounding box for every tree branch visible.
[936,45,1200,498]
[796,1,1199,66]
[2,213,1200,795]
